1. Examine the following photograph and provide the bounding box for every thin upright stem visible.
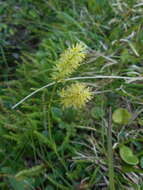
[47,83,57,140]
[47,83,67,170]
[107,107,115,190]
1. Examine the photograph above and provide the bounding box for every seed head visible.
[52,43,86,80]
[59,83,92,109]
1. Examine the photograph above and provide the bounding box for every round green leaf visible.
[112,108,131,125]
[119,146,139,165]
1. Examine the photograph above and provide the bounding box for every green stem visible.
[107,107,115,190]
[47,83,67,170]
[48,83,57,140]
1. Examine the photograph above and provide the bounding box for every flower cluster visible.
[59,83,92,109]
[52,43,86,81]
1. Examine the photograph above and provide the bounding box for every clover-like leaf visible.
[112,108,131,125]
[119,145,139,165]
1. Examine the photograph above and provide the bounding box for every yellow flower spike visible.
[59,83,92,109]
[52,43,86,81]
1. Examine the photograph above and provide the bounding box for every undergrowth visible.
[1,0,143,189]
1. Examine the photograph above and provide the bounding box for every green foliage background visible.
[1,0,143,189]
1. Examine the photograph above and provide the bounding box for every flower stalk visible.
[12,75,143,109]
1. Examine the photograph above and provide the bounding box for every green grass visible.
[1,0,143,189]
